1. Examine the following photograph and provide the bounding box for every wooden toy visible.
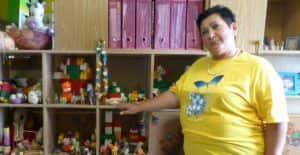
[95,40,109,102]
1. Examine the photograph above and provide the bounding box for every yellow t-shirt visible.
[170,52,289,155]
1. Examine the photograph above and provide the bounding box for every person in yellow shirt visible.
[118,5,288,155]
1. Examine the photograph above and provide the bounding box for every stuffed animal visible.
[28,83,42,104]
[0,31,15,50]
[24,0,47,31]
[6,0,53,49]
[9,92,26,104]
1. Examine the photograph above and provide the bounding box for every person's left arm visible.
[252,58,289,155]
[264,123,287,155]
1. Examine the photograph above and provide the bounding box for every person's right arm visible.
[118,90,179,115]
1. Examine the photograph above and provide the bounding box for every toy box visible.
[279,72,300,96]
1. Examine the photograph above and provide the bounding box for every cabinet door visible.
[209,0,267,53]
[54,0,108,50]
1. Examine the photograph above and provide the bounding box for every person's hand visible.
[117,103,141,115]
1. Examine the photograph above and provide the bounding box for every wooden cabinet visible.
[209,0,267,53]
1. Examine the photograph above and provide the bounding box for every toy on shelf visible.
[60,81,72,104]
[9,92,26,104]
[86,83,95,105]
[0,31,15,50]
[153,65,170,97]
[104,82,127,105]
[135,142,145,155]
[54,56,95,104]
[95,40,109,102]
[6,0,53,49]
[27,82,42,104]
[0,81,16,103]
[128,85,146,103]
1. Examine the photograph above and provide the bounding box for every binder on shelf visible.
[186,0,204,49]
[122,0,136,48]
[154,0,171,49]
[170,0,187,49]
[109,0,122,48]
[136,0,152,49]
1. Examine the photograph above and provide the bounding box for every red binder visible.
[170,0,187,49]
[122,0,136,48]
[154,0,171,49]
[186,0,204,49]
[136,0,152,49]
[108,0,122,48]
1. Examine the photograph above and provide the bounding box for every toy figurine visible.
[86,83,95,105]
[0,81,15,103]
[135,142,145,155]
[109,142,119,155]
[153,65,170,96]
[60,81,72,104]
[105,82,126,104]
[12,109,28,145]
[80,88,86,104]
[121,141,130,155]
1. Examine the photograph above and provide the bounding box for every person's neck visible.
[211,48,239,60]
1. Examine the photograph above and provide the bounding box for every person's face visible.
[200,13,237,59]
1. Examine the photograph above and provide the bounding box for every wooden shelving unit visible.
[3,0,300,154]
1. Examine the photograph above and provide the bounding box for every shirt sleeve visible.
[253,58,289,123]
[169,68,189,97]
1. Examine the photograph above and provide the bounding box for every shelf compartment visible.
[99,109,148,154]
[105,55,151,101]
[47,54,96,105]
[264,0,300,51]
[44,108,96,154]
[0,53,43,105]
[0,108,43,154]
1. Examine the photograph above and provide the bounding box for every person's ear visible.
[231,22,238,36]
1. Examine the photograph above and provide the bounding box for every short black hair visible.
[196,5,236,29]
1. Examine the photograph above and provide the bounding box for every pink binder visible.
[122,0,136,48]
[154,0,171,49]
[186,0,204,49]
[109,0,122,48]
[170,0,187,49]
[136,0,152,49]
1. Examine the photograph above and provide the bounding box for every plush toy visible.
[28,83,42,104]
[6,0,53,49]
[24,0,48,31]
[60,81,72,104]
[0,81,15,103]
[9,92,26,104]
[0,31,15,50]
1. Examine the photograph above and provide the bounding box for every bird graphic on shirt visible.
[194,75,224,88]
[186,75,224,117]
